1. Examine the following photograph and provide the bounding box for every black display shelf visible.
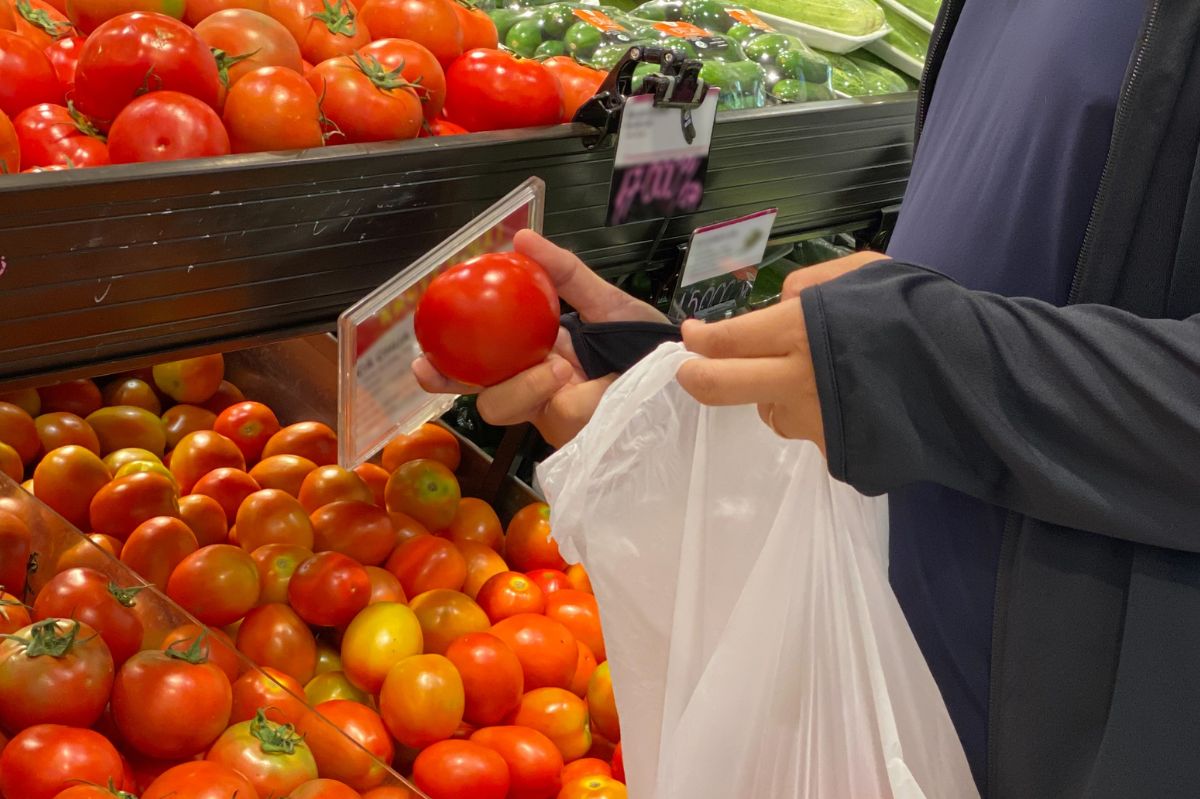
[0,93,916,388]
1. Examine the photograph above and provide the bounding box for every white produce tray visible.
[876,0,934,33]
[753,10,889,54]
[864,37,924,79]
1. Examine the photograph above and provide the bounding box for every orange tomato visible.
[161,404,219,449]
[379,653,465,749]
[384,458,460,530]
[611,743,623,783]
[441,497,502,551]
[471,725,564,799]
[200,380,247,414]
[262,421,338,466]
[364,565,406,604]
[167,544,261,626]
[214,401,281,464]
[565,564,592,595]
[490,613,577,692]
[115,459,178,488]
[179,493,230,546]
[0,401,39,464]
[296,700,394,791]
[103,446,162,472]
[315,642,341,675]
[511,687,592,763]
[250,542,313,605]
[304,670,371,706]
[505,502,566,572]
[0,443,20,482]
[0,511,30,600]
[250,453,318,496]
[121,515,200,589]
[311,500,395,566]
[362,787,421,799]
[152,353,226,403]
[299,465,373,513]
[412,740,510,799]
[288,778,365,799]
[87,405,168,456]
[0,388,39,417]
[527,569,573,597]
[476,571,546,624]
[193,467,262,523]
[569,641,597,699]
[386,535,466,596]
[103,378,163,414]
[237,602,319,685]
[557,776,627,799]
[381,423,461,473]
[236,488,316,551]
[161,623,242,683]
[408,589,490,655]
[38,378,102,417]
[561,758,612,784]
[0,589,31,635]
[288,551,371,629]
[230,665,308,726]
[586,661,619,743]
[457,540,507,600]
[445,631,523,727]
[545,589,605,663]
[55,532,122,573]
[34,411,100,454]
[33,444,111,530]
[170,430,246,494]
[89,471,180,541]
[353,462,389,506]
[340,601,423,693]
[389,510,430,545]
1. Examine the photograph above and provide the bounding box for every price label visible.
[337,177,546,468]
[605,88,719,227]
[668,208,777,322]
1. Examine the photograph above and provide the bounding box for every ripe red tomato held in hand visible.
[415,251,560,386]
[443,48,562,133]
[0,30,62,117]
[108,90,230,163]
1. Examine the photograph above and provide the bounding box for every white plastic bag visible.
[537,342,977,799]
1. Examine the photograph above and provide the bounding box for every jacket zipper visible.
[915,0,966,145]
[1067,0,1163,305]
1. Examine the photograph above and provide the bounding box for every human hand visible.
[677,251,888,451]
[413,228,667,447]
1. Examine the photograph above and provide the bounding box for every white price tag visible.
[669,208,778,321]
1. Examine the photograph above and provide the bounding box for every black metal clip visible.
[573,45,707,150]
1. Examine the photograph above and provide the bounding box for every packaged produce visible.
[821,49,911,95]
[490,3,653,67]
[880,2,930,61]
[896,0,940,24]
[741,0,884,36]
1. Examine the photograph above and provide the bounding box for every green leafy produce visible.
[880,5,929,60]
[742,0,884,36]
[895,0,939,23]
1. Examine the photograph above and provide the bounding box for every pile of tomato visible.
[0,353,627,799]
[0,0,607,173]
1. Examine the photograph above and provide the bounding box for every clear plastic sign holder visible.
[668,208,777,322]
[337,177,546,469]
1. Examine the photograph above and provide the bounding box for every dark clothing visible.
[802,1,1200,796]
[884,0,1144,785]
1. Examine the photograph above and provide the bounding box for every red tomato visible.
[415,252,560,386]
[557,776,627,799]
[212,400,282,464]
[476,570,546,623]
[0,400,38,463]
[142,760,261,799]
[299,464,372,512]
[43,34,83,95]
[0,443,21,481]
[0,589,31,635]
[527,568,573,597]
[0,108,18,173]
[565,564,592,594]
[542,57,604,123]
[339,601,422,693]
[296,700,393,791]
[184,0,267,25]
[311,500,395,566]
[380,422,459,473]
[194,467,261,525]
[544,589,605,663]
[250,453,319,496]
[151,355,225,403]
[378,653,464,748]
[443,48,561,132]
[568,641,596,698]
[431,117,466,135]
[471,726,563,799]
[199,379,244,413]
[0,725,124,799]
[38,378,102,416]
[195,10,302,87]
[161,404,217,448]
[113,639,233,759]
[236,487,315,550]
[167,544,261,626]
[11,0,77,50]
[0,618,114,730]
[610,743,623,783]
[207,709,319,796]
[288,551,371,628]
[450,0,495,50]
[384,458,460,530]
[506,502,566,571]
[32,567,144,665]
[358,37,445,121]
[390,509,431,545]
[353,462,389,506]
[223,64,324,153]
[413,740,509,799]
[386,533,466,596]
[262,421,338,466]
[408,588,489,655]
[178,492,229,546]
[490,613,577,691]
[108,90,230,162]
[0,30,61,117]
[445,631,523,727]
[170,431,246,493]
[65,0,185,33]
[364,565,406,604]
[307,52,423,144]
[160,623,241,683]
[358,0,458,65]
[586,661,619,743]
[0,509,32,597]
[250,541,313,604]
[561,758,611,784]
[289,779,364,799]
[230,666,308,726]
[87,406,167,457]
[510,688,591,763]
[442,496,502,550]
[55,532,122,573]
[74,13,220,123]
[237,602,318,684]
[362,788,420,799]
[35,410,99,452]
[459,540,508,599]
[267,0,369,64]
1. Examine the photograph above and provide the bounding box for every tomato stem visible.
[249,708,303,754]
[350,54,428,99]
[15,0,74,40]
[107,581,145,608]
[310,0,359,38]
[1,618,82,658]
[164,630,212,665]
[67,101,106,142]
[211,47,261,90]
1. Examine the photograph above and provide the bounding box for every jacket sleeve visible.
[801,261,1200,553]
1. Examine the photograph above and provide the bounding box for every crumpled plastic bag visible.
[538,342,977,799]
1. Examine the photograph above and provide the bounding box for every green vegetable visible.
[770,78,805,102]
[589,41,638,69]
[725,22,755,42]
[777,45,830,84]
[849,50,914,91]
[698,59,766,110]
[824,51,869,95]
[742,32,792,64]
[880,5,929,60]
[742,0,884,36]
[680,0,729,31]
[488,7,520,38]
[895,0,939,23]
[505,18,545,56]
[564,20,603,57]
[534,39,567,56]
[539,5,575,37]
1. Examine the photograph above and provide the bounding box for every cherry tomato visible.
[250,542,313,604]
[441,497,501,549]
[86,405,167,456]
[0,400,38,463]
[170,432,245,494]
[268,0,368,63]
[0,725,123,799]
[307,52,423,144]
[0,589,30,635]
[178,492,229,546]
[353,462,389,506]
[415,252,559,386]
[161,623,241,683]
[311,500,395,566]
[511,688,591,763]
[44,33,84,93]
[289,551,371,628]
[364,565,406,604]
[407,588,488,655]
[358,0,459,66]
[506,502,565,570]
[450,0,495,50]
[74,13,220,123]
[545,589,605,663]
[212,400,282,464]
[33,445,111,536]
[561,758,612,785]
[38,378,102,416]
[542,57,604,123]
[262,421,337,466]
[193,467,260,525]
[296,700,393,791]
[184,0,266,25]
[35,410,99,452]
[390,509,431,545]
[476,570,545,623]
[490,613,577,691]
[32,567,144,665]
[527,568,573,597]
[167,544,260,626]
[568,641,596,698]
[289,779,364,799]
[381,423,459,473]
[250,453,319,497]
[471,725,563,799]
[223,64,324,153]
[459,541,508,599]
[108,90,230,162]
[65,0,185,33]
[229,665,308,727]
[379,653,463,748]
[90,471,180,540]
[339,601,422,693]
[208,708,319,796]
[445,631,523,727]
[0,618,115,730]
[384,458,460,530]
[22,100,102,160]
[0,107,17,173]
[112,637,233,759]
[235,487,315,550]
[0,30,61,117]
[443,48,561,132]
[358,37,446,122]
[386,533,466,596]
[412,740,509,799]
[102,376,162,413]
[11,0,77,52]
[236,602,318,684]
[160,403,217,448]
[142,760,261,799]
[195,9,302,88]
[299,464,372,512]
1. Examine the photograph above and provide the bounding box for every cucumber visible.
[742,0,884,36]
[847,52,909,93]
[896,0,939,23]
[880,5,929,60]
